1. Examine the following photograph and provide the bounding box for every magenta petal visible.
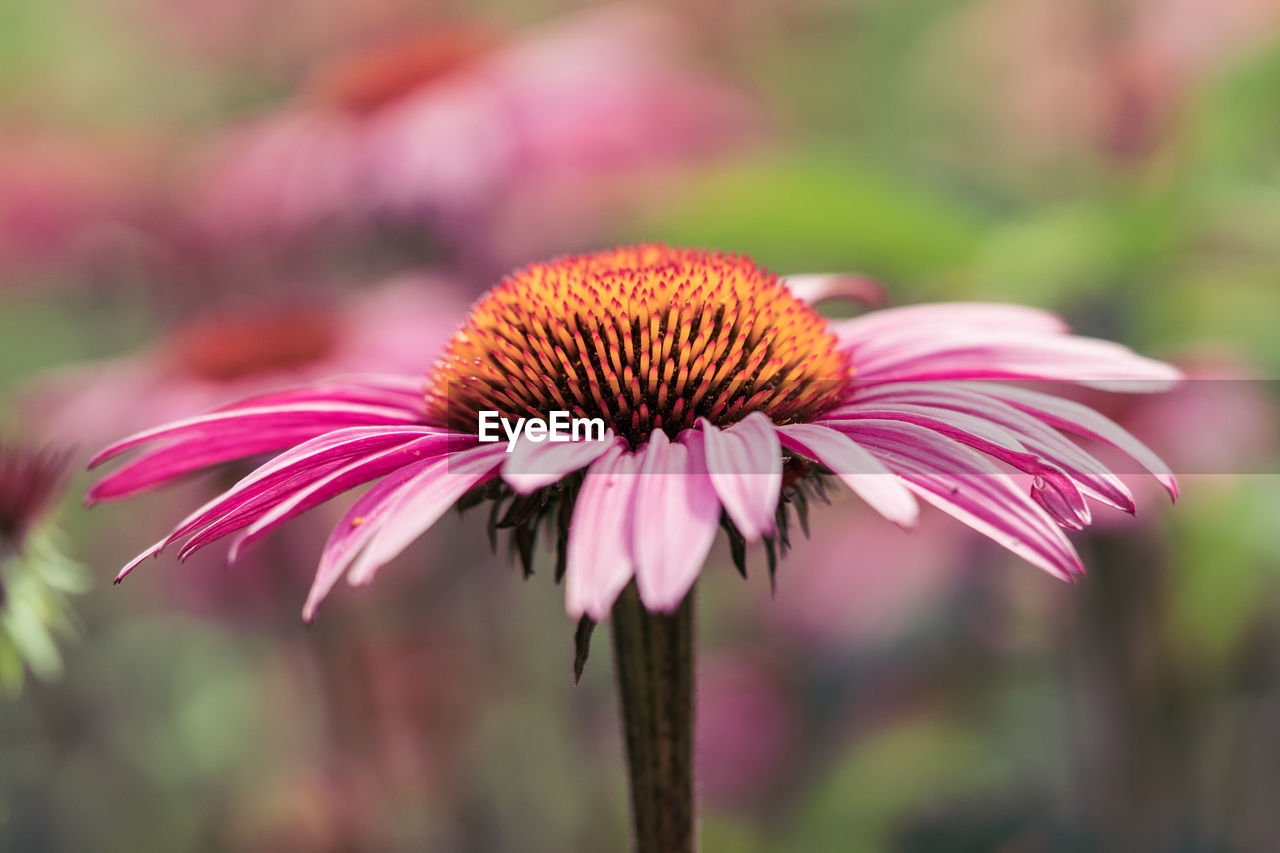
[565,446,641,620]
[698,412,782,541]
[774,423,918,527]
[216,433,463,563]
[345,443,508,586]
[89,402,422,469]
[631,431,720,613]
[502,430,623,494]
[303,459,438,620]
[157,426,441,550]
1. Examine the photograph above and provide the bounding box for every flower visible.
[188,7,753,262]
[0,442,67,559]
[0,440,85,697]
[0,132,143,285]
[29,273,469,451]
[91,245,1179,624]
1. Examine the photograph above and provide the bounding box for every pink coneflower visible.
[90,244,1178,851]
[31,274,468,451]
[0,133,141,284]
[1,440,84,697]
[189,7,753,262]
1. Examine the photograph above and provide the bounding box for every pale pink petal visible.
[631,430,720,612]
[844,383,1136,512]
[849,330,1181,390]
[698,412,782,541]
[502,429,623,494]
[970,383,1179,500]
[819,403,1090,526]
[303,456,441,621]
[774,423,918,527]
[835,419,1085,581]
[344,444,509,587]
[565,446,642,620]
[833,303,1070,351]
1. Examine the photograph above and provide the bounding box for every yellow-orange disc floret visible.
[426,245,852,448]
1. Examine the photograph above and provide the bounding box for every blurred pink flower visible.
[188,6,754,263]
[29,273,468,451]
[696,653,795,808]
[0,133,145,284]
[950,0,1280,162]
[766,503,970,649]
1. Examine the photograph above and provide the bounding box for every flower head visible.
[189,8,753,260]
[0,442,68,559]
[91,245,1179,629]
[29,274,469,451]
[0,440,84,697]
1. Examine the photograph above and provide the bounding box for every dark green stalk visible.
[610,583,696,853]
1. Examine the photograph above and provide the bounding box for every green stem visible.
[610,583,696,853]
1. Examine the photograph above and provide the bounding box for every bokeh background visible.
[3,0,1280,850]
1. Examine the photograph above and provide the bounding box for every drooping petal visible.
[215,433,465,563]
[304,458,442,620]
[698,412,782,541]
[631,430,720,612]
[88,402,422,470]
[834,419,1085,581]
[345,443,509,587]
[148,426,440,547]
[565,446,642,620]
[502,429,623,494]
[969,383,1179,501]
[819,403,1090,527]
[842,383,1137,513]
[773,423,918,527]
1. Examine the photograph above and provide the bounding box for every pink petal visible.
[837,419,1085,581]
[970,383,1179,501]
[781,273,886,308]
[849,331,1181,390]
[819,404,1090,526]
[215,433,463,563]
[89,402,422,469]
[565,446,642,620]
[698,412,782,541]
[631,431,720,613]
[833,303,1070,351]
[345,443,508,587]
[502,430,623,494]
[844,383,1136,513]
[303,459,439,620]
[774,423,918,527]
[154,426,441,549]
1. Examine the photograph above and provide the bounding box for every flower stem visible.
[610,583,696,853]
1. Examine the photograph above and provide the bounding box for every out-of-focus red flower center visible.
[308,28,502,115]
[426,245,852,447]
[171,307,340,383]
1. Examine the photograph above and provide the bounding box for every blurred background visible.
[2,0,1280,850]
